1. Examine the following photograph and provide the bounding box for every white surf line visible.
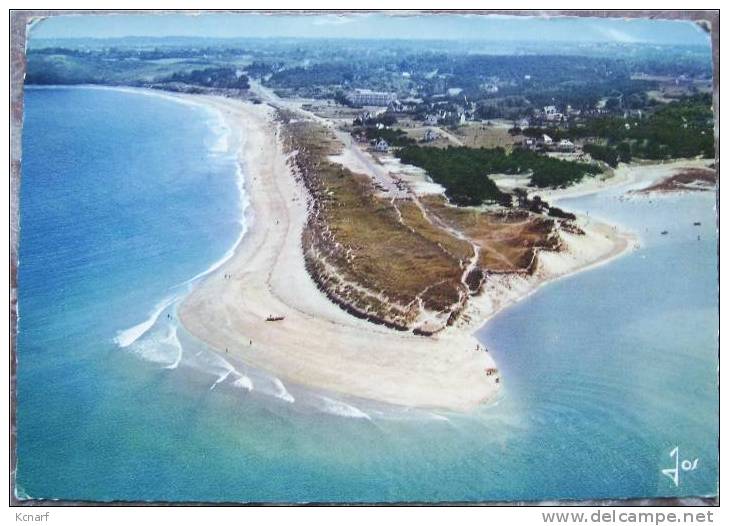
[180,149,250,287]
[427,412,452,423]
[232,374,254,392]
[114,295,179,348]
[209,368,234,391]
[180,221,247,287]
[83,85,250,295]
[111,89,252,370]
[317,395,371,420]
[271,378,296,403]
[163,325,183,370]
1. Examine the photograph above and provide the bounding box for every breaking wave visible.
[271,378,295,403]
[317,396,371,420]
[163,325,183,370]
[114,295,179,348]
[233,375,254,392]
[127,323,182,368]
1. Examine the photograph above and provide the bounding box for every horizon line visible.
[28,34,712,47]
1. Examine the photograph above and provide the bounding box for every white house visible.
[425,114,439,126]
[375,139,389,152]
[542,134,553,145]
[558,139,575,152]
[543,105,563,122]
[549,114,564,122]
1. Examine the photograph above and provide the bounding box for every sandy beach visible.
[529,157,714,201]
[177,94,652,412]
[177,95,505,411]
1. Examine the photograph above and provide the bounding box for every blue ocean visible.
[16,86,718,502]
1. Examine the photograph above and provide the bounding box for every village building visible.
[547,113,564,123]
[374,139,390,152]
[542,134,553,146]
[522,137,537,150]
[424,114,439,126]
[346,89,397,107]
[558,139,575,152]
[542,105,565,122]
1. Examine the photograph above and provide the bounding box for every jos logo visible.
[661,446,699,487]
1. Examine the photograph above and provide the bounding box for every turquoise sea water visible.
[16,87,718,503]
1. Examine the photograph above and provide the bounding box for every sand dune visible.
[177,96,501,411]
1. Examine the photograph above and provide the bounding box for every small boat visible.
[660,230,669,235]
[266,315,285,322]
[694,222,702,226]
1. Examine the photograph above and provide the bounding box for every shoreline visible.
[166,91,696,412]
[175,94,502,411]
[462,156,714,336]
[464,218,637,337]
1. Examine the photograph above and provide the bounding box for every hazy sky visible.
[29,12,711,46]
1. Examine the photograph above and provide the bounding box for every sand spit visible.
[174,93,682,412]
[177,95,501,411]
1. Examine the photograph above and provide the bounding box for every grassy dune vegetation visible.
[282,114,560,331]
[320,163,465,310]
[284,116,468,329]
[422,196,559,273]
